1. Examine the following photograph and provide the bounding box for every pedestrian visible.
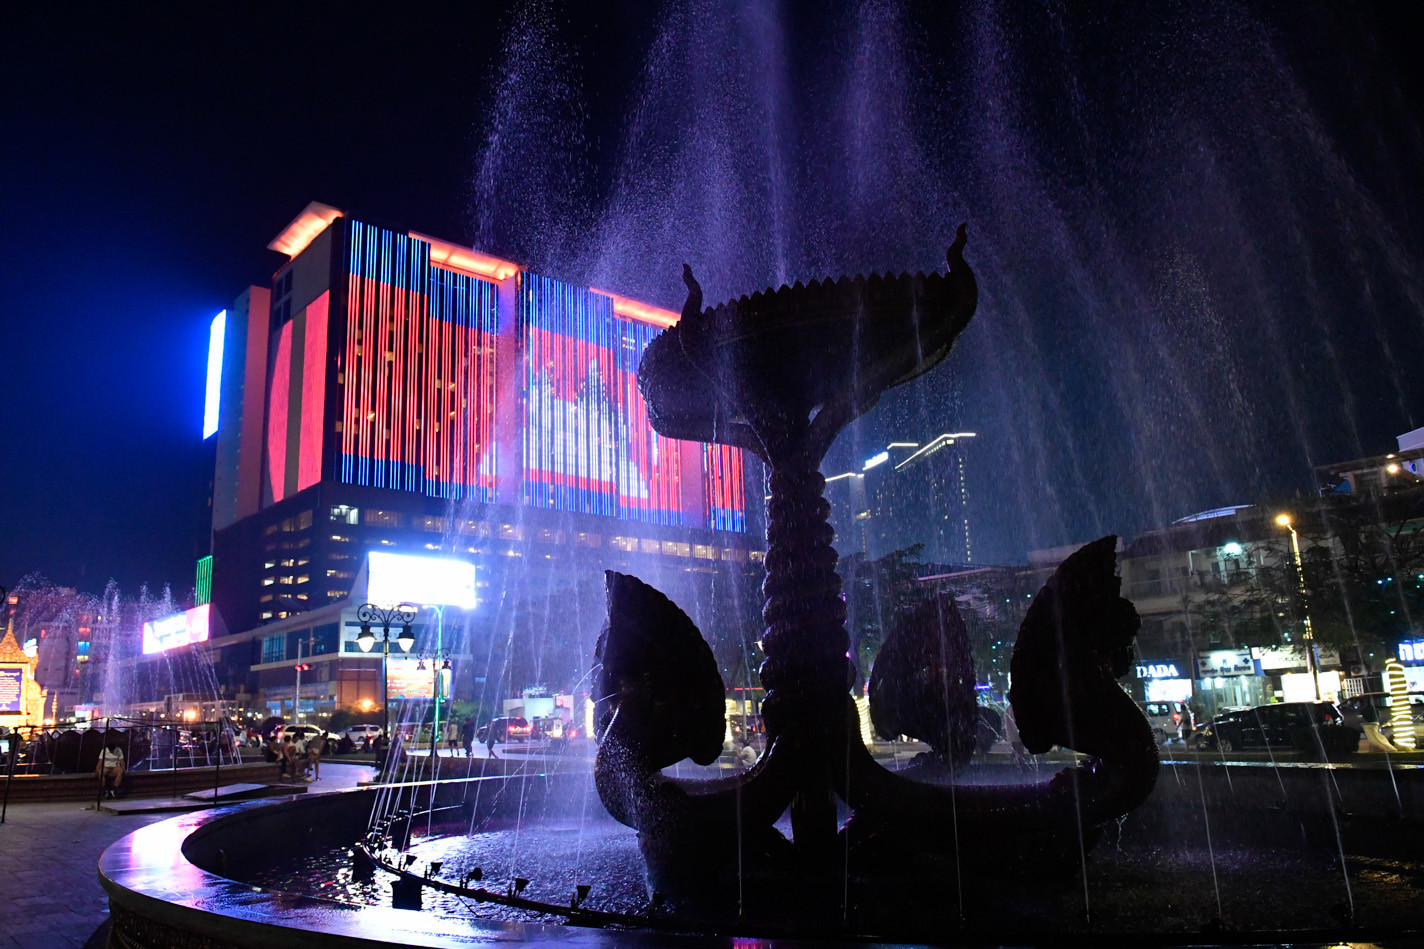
[460,718,476,757]
[484,722,498,759]
[95,737,125,798]
[306,735,323,782]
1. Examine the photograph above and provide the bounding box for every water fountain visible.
[592,228,1157,918]
[95,4,1424,943]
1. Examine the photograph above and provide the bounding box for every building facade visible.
[176,203,764,721]
[825,434,974,565]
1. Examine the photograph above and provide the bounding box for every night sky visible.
[3,2,1422,596]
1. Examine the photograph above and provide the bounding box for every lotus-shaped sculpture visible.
[638,224,976,466]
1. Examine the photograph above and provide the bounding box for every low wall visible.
[2,761,281,803]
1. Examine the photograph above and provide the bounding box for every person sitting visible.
[95,739,125,799]
[336,734,355,755]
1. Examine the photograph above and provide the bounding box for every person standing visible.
[484,722,498,759]
[460,718,476,757]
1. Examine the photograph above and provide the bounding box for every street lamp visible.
[355,603,417,744]
[1274,514,1321,700]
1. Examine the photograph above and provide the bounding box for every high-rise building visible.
[826,433,974,565]
[185,203,762,719]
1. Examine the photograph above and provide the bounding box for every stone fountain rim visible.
[97,783,671,949]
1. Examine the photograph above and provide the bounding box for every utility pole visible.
[294,638,303,722]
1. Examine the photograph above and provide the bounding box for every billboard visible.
[521,273,747,531]
[0,666,23,714]
[386,657,451,702]
[367,552,478,609]
[337,222,499,501]
[141,604,212,655]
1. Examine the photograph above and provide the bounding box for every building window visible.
[420,516,446,532]
[460,520,491,537]
[296,575,310,584]
[722,548,748,562]
[279,575,295,585]
[640,538,661,554]
[261,611,274,621]
[261,577,276,587]
[538,528,566,544]
[259,594,274,604]
[296,510,313,529]
[330,534,350,543]
[575,532,601,547]
[261,635,285,664]
[661,541,691,557]
[331,505,359,525]
[263,524,280,536]
[364,509,402,528]
[326,569,353,579]
[693,545,718,560]
[497,524,524,540]
[610,536,637,552]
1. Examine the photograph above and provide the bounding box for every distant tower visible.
[859,434,974,565]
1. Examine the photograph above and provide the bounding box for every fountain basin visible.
[99,760,1424,945]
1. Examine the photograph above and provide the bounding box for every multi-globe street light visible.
[1274,513,1321,701]
[354,603,417,745]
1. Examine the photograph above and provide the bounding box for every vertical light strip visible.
[297,291,329,491]
[202,310,226,439]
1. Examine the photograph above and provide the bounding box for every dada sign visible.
[1135,662,1181,680]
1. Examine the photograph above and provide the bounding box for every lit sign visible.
[386,658,451,702]
[1197,649,1255,678]
[367,553,478,609]
[863,451,889,471]
[1145,679,1193,703]
[203,310,225,439]
[0,667,23,714]
[141,604,211,655]
[21,639,37,658]
[1398,641,1424,664]
[1135,662,1181,679]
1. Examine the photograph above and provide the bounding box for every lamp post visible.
[355,603,417,744]
[1274,514,1321,700]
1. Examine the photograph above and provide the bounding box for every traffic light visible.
[295,663,310,672]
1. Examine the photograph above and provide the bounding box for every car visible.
[1141,701,1193,744]
[1337,691,1424,750]
[477,717,531,743]
[1196,701,1357,757]
[342,724,384,743]
[278,724,340,745]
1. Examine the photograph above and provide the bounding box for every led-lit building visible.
[194,203,762,715]
[825,434,974,564]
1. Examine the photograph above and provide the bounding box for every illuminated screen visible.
[0,667,23,714]
[521,273,746,530]
[142,604,211,655]
[367,552,478,608]
[1144,679,1193,703]
[266,293,330,504]
[203,310,225,439]
[338,222,498,501]
[386,658,452,702]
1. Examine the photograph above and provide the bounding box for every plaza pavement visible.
[0,762,375,949]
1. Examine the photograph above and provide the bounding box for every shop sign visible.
[1398,640,1424,664]
[1135,662,1181,679]
[1196,649,1254,677]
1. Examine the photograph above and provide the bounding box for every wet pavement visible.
[0,762,375,948]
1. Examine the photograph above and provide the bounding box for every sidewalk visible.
[0,762,375,949]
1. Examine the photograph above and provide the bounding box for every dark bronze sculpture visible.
[594,226,1158,909]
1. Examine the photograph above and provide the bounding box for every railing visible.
[1,716,243,820]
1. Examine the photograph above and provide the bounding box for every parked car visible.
[1338,691,1424,750]
[1141,701,1193,744]
[342,724,384,744]
[477,717,531,743]
[1196,701,1357,757]
[279,724,340,745]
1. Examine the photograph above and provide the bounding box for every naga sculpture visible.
[593,227,1158,908]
